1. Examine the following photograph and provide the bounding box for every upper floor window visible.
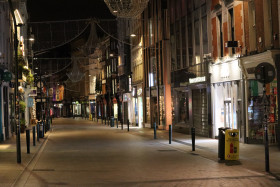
[228,8,235,55]
[217,14,223,57]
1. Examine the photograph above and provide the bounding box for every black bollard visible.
[32,126,36,146]
[37,123,40,141]
[42,121,45,137]
[121,119,123,130]
[127,119,130,132]
[169,125,172,144]
[116,118,118,128]
[191,127,195,151]
[105,118,106,125]
[154,122,157,139]
[26,129,30,154]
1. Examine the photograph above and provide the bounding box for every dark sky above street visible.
[27,0,114,22]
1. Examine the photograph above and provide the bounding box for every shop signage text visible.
[189,76,206,84]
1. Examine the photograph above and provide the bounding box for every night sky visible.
[27,0,115,22]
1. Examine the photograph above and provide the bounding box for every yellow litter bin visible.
[225,129,239,160]
[89,114,92,120]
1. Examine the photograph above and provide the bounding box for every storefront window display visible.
[247,79,277,143]
[212,82,241,137]
[73,103,81,116]
[138,97,143,128]
[90,100,96,117]
[159,86,165,126]
[173,91,189,124]
[146,89,150,123]
[114,103,118,118]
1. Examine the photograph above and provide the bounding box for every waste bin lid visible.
[218,127,231,130]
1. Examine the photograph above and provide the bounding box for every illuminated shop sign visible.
[189,76,206,84]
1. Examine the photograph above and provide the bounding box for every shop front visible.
[189,77,211,137]
[210,59,245,142]
[123,93,131,125]
[172,86,189,130]
[241,51,279,144]
[95,96,103,119]
[131,85,143,127]
[113,97,118,119]
[72,101,81,117]
[89,97,96,120]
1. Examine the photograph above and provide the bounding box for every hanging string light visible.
[104,0,149,18]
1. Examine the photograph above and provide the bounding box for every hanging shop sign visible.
[3,71,12,82]
[27,97,34,107]
[255,62,275,84]
[36,98,46,102]
[113,97,118,104]
[0,69,4,80]
[0,69,12,82]
[29,87,37,96]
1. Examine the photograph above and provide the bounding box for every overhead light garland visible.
[104,0,149,18]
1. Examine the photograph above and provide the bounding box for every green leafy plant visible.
[22,68,30,76]
[20,119,26,125]
[19,101,26,112]
[26,73,34,85]
[20,119,26,133]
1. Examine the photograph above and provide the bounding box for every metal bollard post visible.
[127,119,130,132]
[42,121,45,137]
[154,122,157,139]
[169,124,172,144]
[32,126,36,146]
[116,118,118,128]
[121,119,123,130]
[26,129,30,154]
[191,127,195,151]
[37,123,40,141]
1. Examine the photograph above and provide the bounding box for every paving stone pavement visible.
[0,117,280,187]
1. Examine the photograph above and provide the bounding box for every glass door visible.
[224,100,232,128]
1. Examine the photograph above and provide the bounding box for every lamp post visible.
[8,0,21,163]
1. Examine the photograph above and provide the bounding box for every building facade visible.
[240,0,280,144]
[142,0,172,130]
[168,0,212,136]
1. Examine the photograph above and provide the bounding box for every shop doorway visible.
[237,100,243,142]
[151,97,158,127]
[3,87,9,139]
[224,100,232,128]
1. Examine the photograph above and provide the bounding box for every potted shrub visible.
[20,119,26,133]
[19,101,26,112]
